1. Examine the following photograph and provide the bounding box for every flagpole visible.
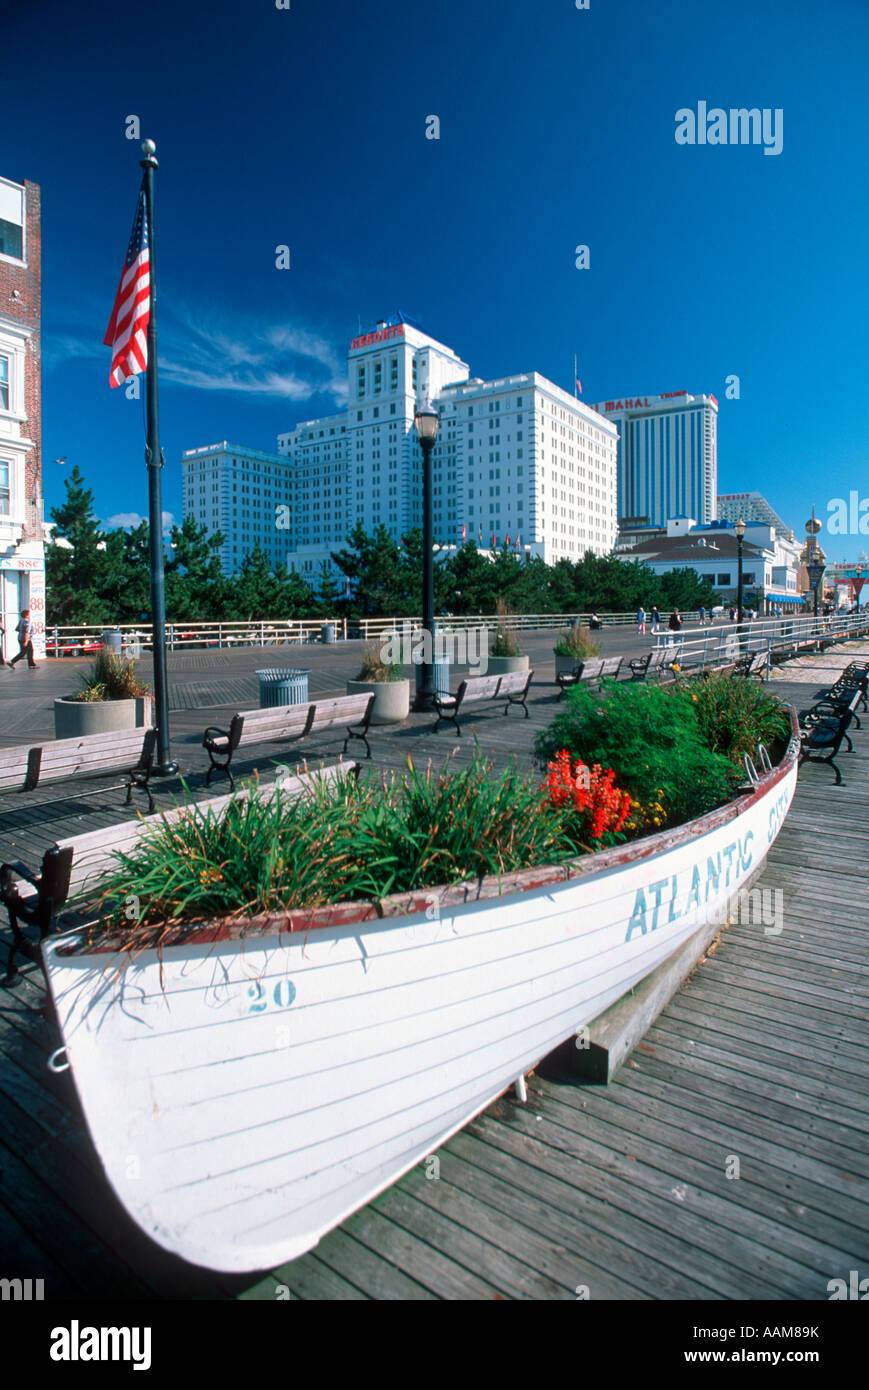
[139,139,176,775]
[574,354,578,399]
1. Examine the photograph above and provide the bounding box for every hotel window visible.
[0,355,8,409]
[0,460,9,513]
[717,573,731,586]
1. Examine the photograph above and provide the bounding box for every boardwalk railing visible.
[652,613,869,673]
[44,611,869,656]
[44,610,715,653]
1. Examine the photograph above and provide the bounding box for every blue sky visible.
[3,0,868,561]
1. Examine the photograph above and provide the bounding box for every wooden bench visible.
[798,700,859,786]
[732,651,769,682]
[556,656,623,700]
[0,727,157,814]
[432,668,533,734]
[202,693,375,790]
[0,761,359,979]
[821,668,868,713]
[628,645,678,681]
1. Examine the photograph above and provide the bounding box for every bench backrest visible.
[494,668,532,695]
[576,658,604,681]
[600,657,623,679]
[309,694,375,732]
[458,674,503,701]
[234,694,373,749]
[55,761,359,904]
[0,727,154,794]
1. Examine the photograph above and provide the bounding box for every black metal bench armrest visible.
[0,860,39,889]
[202,724,230,745]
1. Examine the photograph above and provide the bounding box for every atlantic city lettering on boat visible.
[625,834,754,941]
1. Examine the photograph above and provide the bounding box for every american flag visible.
[104,181,150,387]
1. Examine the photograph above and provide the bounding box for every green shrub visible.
[554,624,601,659]
[691,674,790,764]
[491,596,522,657]
[535,680,736,826]
[73,649,151,702]
[355,642,402,681]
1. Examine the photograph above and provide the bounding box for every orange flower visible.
[545,752,630,842]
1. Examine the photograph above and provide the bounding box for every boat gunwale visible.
[52,707,802,959]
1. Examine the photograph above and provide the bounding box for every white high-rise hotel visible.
[591,390,718,528]
[182,316,619,579]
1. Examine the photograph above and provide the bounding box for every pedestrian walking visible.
[8,609,38,669]
[728,606,736,622]
[637,605,646,636]
[650,605,661,633]
[668,608,683,633]
[698,605,706,625]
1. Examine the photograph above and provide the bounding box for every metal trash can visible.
[256,668,311,709]
[415,657,450,703]
[321,622,336,644]
[101,628,123,655]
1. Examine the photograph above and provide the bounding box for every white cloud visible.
[104,510,175,532]
[158,304,348,403]
[47,298,349,406]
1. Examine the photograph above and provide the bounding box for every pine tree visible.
[165,516,227,620]
[45,465,111,623]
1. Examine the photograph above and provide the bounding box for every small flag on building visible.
[505,532,510,546]
[575,353,582,396]
[514,532,521,549]
[491,533,496,549]
[462,521,466,543]
[478,526,482,544]
[104,182,150,387]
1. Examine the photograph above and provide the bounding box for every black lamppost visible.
[414,402,439,710]
[734,516,746,643]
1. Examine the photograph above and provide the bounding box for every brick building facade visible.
[0,175,46,661]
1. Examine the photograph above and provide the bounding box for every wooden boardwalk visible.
[1,640,867,1299]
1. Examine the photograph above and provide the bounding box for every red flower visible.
[545,751,630,842]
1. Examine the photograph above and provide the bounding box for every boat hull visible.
[42,735,799,1273]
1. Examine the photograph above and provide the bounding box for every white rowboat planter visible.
[43,716,801,1273]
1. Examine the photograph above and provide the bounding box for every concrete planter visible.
[346,678,410,725]
[554,651,584,677]
[54,694,153,740]
[486,654,530,676]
